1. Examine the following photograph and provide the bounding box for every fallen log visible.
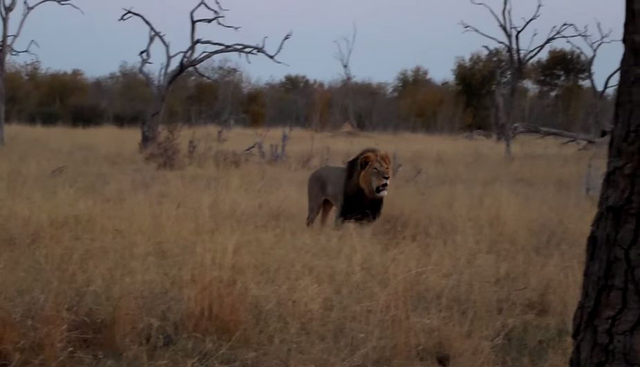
[512,123,598,144]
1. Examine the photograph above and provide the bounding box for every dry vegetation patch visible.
[0,125,605,366]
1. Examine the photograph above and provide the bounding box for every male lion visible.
[306,148,391,227]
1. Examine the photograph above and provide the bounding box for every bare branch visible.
[8,0,82,51]
[197,0,237,29]
[3,0,18,16]
[464,0,584,67]
[469,0,511,42]
[333,24,357,81]
[9,38,38,58]
[334,24,357,130]
[123,0,291,89]
[567,21,621,96]
[120,8,175,85]
[515,0,542,37]
[122,0,291,149]
[189,0,239,57]
[514,0,542,60]
[192,66,217,83]
[191,33,291,67]
[524,23,583,63]
[135,29,156,87]
[460,21,510,49]
[600,66,621,97]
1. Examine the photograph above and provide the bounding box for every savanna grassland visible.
[0,125,606,367]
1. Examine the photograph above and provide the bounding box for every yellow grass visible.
[0,125,606,366]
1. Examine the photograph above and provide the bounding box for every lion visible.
[306,148,391,227]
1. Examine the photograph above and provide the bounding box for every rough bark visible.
[570,1,640,366]
[0,14,7,146]
[0,58,6,147]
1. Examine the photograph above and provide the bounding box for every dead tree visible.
[568,22,621,136]
[461,0,583,157]
[334,24,357,130]
[120,1,291,150]
[570,0,640,365]
[0,0,81,146]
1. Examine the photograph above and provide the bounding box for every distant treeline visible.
[6,47,613,134]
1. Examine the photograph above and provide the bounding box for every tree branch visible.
[567,21,621,96]
[600,66,621,98]
[524,23,583,63]
[7,0,81,53]
[333,23,356,80]
[468,0,511,42]
[514,0,542,61]
[119,8,173,85]
[460,21,511,49]
[9,37,37,57]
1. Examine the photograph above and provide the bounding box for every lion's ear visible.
[359,153,375,170]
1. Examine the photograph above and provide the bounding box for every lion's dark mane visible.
[338,149,384,223]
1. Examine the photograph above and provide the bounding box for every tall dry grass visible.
[0,125,606,366]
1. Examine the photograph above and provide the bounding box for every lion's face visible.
[358,151,391,198]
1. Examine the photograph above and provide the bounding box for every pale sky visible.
[15,0,624,87]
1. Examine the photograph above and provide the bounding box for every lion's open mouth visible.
[375,185,388,196]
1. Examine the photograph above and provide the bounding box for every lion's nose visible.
[382,175,390,180]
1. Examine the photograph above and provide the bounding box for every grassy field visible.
[0,125,606,366]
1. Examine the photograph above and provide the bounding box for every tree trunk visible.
[503,74,520,158]
[570,1,640,366]
[140,93,165,150]
[0,18,8,147]
[345,77,356,130]
[0,66,5,147]
[140,117,159,150]
[495,79,513,157]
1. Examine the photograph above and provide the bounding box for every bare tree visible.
[120,0,291,150]
[461,0,582,157]
[334,24,357,130]
[568,22,621,136]
[570,0,640,365]
[0,0,81,146]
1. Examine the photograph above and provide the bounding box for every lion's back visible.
[308,166,346,204]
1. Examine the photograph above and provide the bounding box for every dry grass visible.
[0,125,607,367]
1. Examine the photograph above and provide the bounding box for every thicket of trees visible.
[4,46,614,134]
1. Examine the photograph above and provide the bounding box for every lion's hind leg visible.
[320,199,334,226]
[306,198,323,227]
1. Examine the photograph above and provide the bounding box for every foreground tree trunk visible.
[570,1,640,366]
[0,16,7,146]
[0,58,6,147]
